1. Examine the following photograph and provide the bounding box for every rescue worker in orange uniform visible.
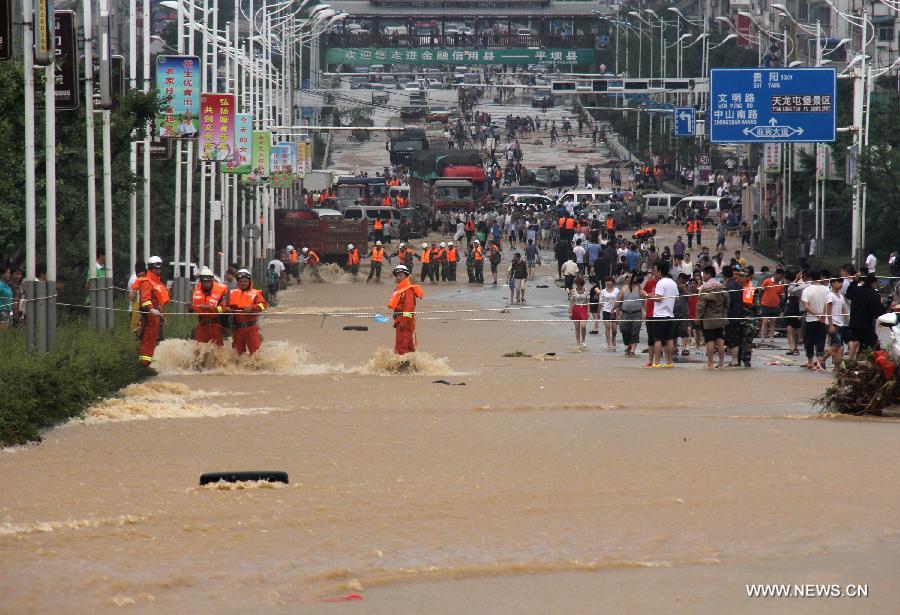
[301,247,323,282]
[446,241,458,281]
[137,256,171,366]
[388,264,424,355]
[366,240,387,283]
[417,241,432,283]
[428,242,442,283]
[287,244,300,280]
[391,242,415,278]
[373,217,384,243]
[227,269,268,355]
[190,267,229,346]
[685,219,696,249]
[437,242,450,281]
[381,194,392,207]
[605,215,616,241]
[346,243,360,279]
[472,239,484,283]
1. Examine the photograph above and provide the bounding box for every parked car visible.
[640,193,683,224]
[532,94,554,109]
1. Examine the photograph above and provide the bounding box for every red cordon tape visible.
[320,594,364,603]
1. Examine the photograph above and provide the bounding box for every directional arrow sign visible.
[674,107,695,137]
[709,67,836,143]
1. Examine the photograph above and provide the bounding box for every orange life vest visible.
[606,217,615,230]
[347,249,360,266]
[289,249,298,264]
[228,285,268,325]
[465,219,475,231]
[371,247,384,262]
[686,221,696,233]
[306,250,320,266]
[138,271,170,311]
[565,218,575,230]
[558,217,566,229]
[431,248,442,262]
[374,219,384,231]
[387,277,424,316]
[447,247,458,262]
[474,246,483,261]
[381,196,391,206]
[421,248,431,264]
[742,280,756,306]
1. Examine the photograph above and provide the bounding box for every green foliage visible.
[0,320,149,446]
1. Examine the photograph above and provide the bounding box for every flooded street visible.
[2,273,900,613]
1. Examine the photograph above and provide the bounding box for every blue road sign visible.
[674,107,695,137]
[709,67,837,143]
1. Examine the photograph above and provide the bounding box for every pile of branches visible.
[817,350,899,416]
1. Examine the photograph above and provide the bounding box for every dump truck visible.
[274,208,368,264]
[407,149,485,214]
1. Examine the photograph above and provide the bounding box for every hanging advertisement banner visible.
[249,130,272,180]
[764,143,782,174]
[156,55,201,138]
[53,11,79,110]
[224,113,252,173]
[0,0,12,61]
[34,0,54,66]
[198,93,235,161]
[270,143,293,188]
[297,142,310,177]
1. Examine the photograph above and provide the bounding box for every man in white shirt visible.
[561,258,579,298]
[268,257,286,281]
[800,271,831,370]
[650,261,679,367]
[572,239,586,274]
[821,277,849,370]
[865,250,877,273]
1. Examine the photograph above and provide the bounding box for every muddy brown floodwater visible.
[2,261,899,613]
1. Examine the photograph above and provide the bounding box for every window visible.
[344,209,361,219]
[877,21,895,43]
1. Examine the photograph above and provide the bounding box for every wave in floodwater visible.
[81,382,278,423]
[354,347,458,376]
[152,339,337,375]
[0,514,147,537]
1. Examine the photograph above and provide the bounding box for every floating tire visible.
[199,471,289,485]
[343,325,369,331]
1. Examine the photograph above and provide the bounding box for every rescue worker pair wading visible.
[388,265,424,355]
[137,256,170,365]
[191,267,228,346]
[227,269,268,355]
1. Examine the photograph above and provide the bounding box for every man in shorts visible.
[649,261,679,367]
[758,268,785,342]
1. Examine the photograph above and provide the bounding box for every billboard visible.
[198,93,235,161]
[156,55,200,138]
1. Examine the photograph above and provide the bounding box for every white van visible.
[556,189,614,208]
[342,205,404,233]
[640,193,682,224]
[677,195,733,224]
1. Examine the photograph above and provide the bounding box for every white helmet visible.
[393,265,410,276]
[147,255,163,267]
[376,240,382,246]
[348,244,354,250]
[399,242,406,248]
[473,239,480,245]
[448,241,454,246]
[422,242,428,249]
[286,244,294,251]
[439,242,446,248]
[236,268,252,279]
[302,247,309,253]
[198,267,214,279]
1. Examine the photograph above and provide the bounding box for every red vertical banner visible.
[199,93,236,161]
[735,14,753,48]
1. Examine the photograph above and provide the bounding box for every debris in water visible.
[343,325,369,331]
[199,471,289,485]
[503,350,532,358]
[198,480,288,491]
[432,380,466,386]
